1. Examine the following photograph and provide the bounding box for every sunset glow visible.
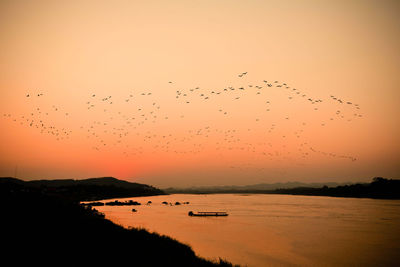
[0,0,399,187]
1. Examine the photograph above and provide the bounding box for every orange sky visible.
[0,0,399,187]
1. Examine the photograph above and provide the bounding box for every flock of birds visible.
[3,72,362,168]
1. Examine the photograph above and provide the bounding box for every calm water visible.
[89,194,400,266]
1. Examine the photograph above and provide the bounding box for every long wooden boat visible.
[188,211,228,217]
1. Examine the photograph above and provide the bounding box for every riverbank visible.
[0,178,237,266]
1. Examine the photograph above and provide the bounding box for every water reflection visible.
[91,194,400,266]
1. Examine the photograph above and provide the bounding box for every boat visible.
[188,211,228,217]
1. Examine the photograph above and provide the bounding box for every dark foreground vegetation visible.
[0,178,236,266]
[168,177,400,199]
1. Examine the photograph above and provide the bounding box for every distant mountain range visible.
[164,181,350,194]
[0,177,165,201]
[2,177,398,200]
[165,177,400,199]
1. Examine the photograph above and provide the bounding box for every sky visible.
[0,0,399,187]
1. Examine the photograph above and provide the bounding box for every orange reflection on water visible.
[90,194,400,266]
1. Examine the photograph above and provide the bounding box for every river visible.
[89,194,400,266]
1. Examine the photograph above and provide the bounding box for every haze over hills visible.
[24,176,156,188]
[3,176,399,200]
[164,181,351,193]
[165,177,400,199]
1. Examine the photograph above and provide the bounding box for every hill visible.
[269,177,400,199]
[0,176,165,201]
